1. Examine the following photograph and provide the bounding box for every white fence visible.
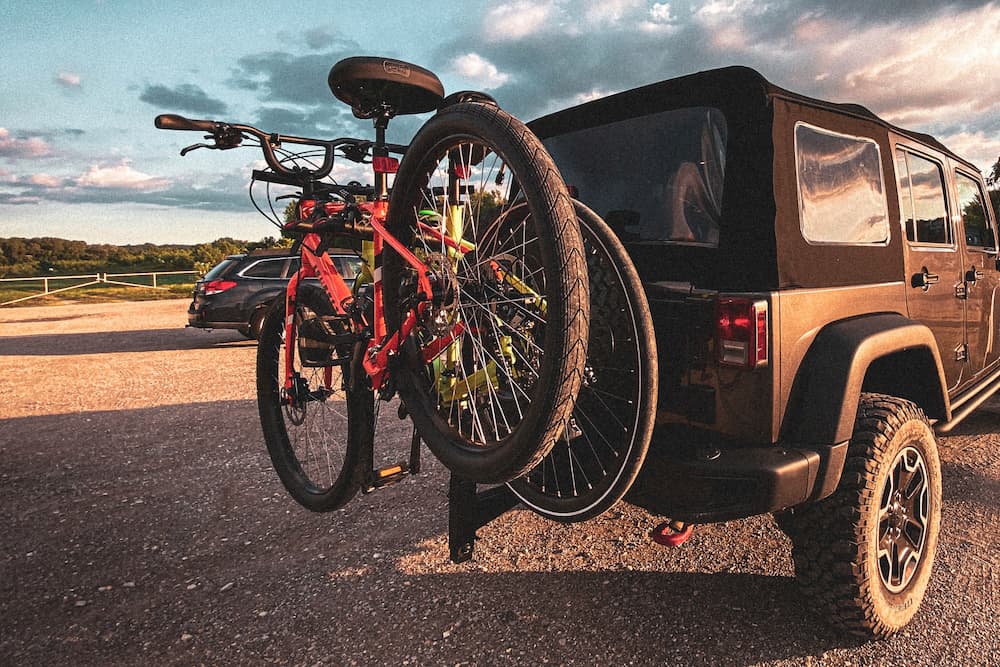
[0,270,198,306]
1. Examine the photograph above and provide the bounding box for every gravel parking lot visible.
[1,299,997,666]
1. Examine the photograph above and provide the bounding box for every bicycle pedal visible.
[365,462,410,491]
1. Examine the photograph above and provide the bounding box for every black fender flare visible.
[781,313,949,445]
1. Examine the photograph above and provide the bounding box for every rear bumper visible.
[627,430,848,523]
[187,306,243,331]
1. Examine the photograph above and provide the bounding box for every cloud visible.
[229,44,359,107]
[482,1,556,41]
[29,173,65,188]
[450,53,510,89]
[0,165,251,211]
[139,84,228,115]
[423,0,999,170]
[55,72,81,88]
[0,128,52,159]
[303,27,338,50]
[76,160,169,190]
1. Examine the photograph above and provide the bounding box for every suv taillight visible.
[716,298,768,368]
[203,279,237,296]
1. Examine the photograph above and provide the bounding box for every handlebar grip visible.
[253,169,306,187]
[155,114,217,132]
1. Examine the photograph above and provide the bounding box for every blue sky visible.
[2,0,1000,245]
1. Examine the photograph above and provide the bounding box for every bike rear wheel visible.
[383,102,589,484]
[508,203,656,521]
[256,287,368,511]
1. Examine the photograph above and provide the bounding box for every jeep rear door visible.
[954,168,1000,375]
[895,146,969,391]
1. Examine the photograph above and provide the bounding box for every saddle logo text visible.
[383,61,411,78]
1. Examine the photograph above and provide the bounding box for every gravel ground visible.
[1,299,998,666]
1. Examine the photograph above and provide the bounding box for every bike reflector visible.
[373,156,399,174]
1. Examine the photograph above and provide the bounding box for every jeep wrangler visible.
[517,66,999,639]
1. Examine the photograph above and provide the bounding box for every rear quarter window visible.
[795,123,889,245]
[202,258,240,280]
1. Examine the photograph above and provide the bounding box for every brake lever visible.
[180,142,215,156]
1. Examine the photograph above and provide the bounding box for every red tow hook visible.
[650,520,694,547]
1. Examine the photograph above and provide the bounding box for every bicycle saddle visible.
[328,57,445,119]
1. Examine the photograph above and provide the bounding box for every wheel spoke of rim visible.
[452,350,488,443]
[579,386,630,436]
[455,299,533,408]
[472,230,541,274]
[565,425,602,491]
[541,449,560,496]
[902,518,925,551]
[465,301,544,357]
[878,523,895,552]
[880,469,896,512]
[463,284,548,327]
[457,289,546,357]
[462,313,510,441]
[570,404,617,465]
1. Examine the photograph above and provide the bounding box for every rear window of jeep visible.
[795,123,889,245]
[543,107,727,247]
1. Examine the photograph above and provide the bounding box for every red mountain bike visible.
[156,57,592,509]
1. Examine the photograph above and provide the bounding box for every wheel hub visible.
[877,445,930,593]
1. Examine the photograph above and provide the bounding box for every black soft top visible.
[530,66,973,291]
[531,66,968,170]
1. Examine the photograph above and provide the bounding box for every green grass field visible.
[0,274,195,307]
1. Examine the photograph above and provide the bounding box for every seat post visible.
[373,110,392,199]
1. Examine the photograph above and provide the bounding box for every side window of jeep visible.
[895,149,951,247]
[794,123,889,245]
[954,170,997,250]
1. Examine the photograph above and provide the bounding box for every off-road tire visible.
[785,393,941,639]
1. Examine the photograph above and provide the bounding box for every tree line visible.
[0,236,292,278]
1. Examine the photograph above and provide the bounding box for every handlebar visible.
[153,113,407,184]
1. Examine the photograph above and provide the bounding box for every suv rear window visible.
[795,123,889,245]
[202,258,240,280]
[543,107,727,246]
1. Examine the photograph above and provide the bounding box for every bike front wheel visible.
[256,287,368,511]
[383,102,589,484]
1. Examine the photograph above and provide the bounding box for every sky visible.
[2,0,1000,245]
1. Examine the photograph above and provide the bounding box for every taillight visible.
[716,298,768,368]
[203,279,237,296]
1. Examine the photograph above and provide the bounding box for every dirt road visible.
[1,299,997,666]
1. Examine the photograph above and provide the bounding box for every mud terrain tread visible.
[787,393,937,639]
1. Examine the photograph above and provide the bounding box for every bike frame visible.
[282,192,467,396]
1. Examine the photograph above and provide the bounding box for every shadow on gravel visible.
[0,328,251,355]
[1,399,991,666]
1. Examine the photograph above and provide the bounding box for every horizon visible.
[3,1,999,245]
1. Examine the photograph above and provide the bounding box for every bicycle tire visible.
[256,287,368,511]
[508,202,656,521]
[383,102,589,484]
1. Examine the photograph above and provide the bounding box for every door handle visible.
[965,268,985,283]
[911,268,940,291]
